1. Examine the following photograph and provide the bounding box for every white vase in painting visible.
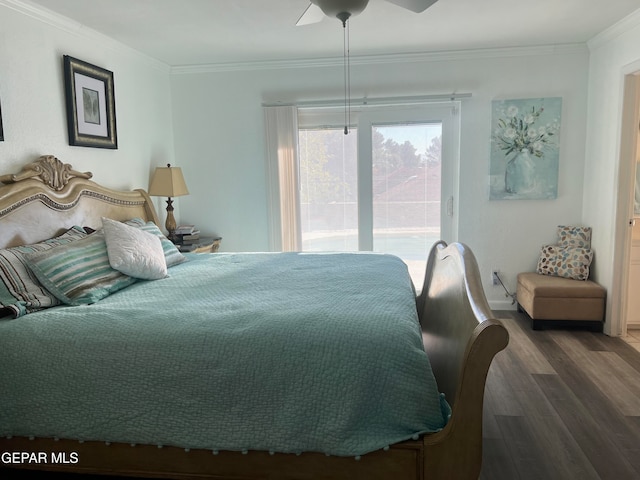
[505,149,535,194]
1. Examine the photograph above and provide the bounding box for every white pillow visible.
[102,217,167,280]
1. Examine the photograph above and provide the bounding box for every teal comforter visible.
[0,252,449,456]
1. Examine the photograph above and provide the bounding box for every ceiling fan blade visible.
[385,0,439,13]
[296,3,325,26]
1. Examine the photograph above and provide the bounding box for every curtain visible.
[264,105,301,251]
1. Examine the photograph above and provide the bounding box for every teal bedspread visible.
[0,252,449,456]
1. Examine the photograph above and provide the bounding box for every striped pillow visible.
[24,232,137,306]
[124,218,187,267]
[0,226,87,318]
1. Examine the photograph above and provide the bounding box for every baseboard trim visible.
[489,300,518,311]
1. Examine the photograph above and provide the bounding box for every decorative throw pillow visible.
[124,218,187,267]
[102,217,167,280]
[24,232,137,306]
[0,226,87,318]
[536,244,594,281]
[557,225,592,249]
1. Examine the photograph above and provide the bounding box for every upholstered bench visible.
[516,272,606,331]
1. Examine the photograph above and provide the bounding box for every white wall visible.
[0,1,175,210]
[0,0,605,313]
[171,46,590,308]
[584,10,640,335]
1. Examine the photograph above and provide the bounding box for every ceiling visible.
[25,0,640,67]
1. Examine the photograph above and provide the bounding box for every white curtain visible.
[264,105,301,251]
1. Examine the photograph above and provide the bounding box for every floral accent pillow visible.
[536,245,594,281]
[557,225,591,249]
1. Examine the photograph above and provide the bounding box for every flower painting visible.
[489,97,562,200]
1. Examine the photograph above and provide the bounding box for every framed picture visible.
[0,97,4,142]
[63,55,117,149]
[489,97,562,200]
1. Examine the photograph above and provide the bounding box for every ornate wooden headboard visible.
[0,155,159,248]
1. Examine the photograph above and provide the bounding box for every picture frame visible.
[489,97,562,200]
[63,55,117,149]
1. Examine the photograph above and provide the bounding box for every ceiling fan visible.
[296,0,439,26]
[296,0,439,135]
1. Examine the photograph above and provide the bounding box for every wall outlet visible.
[491,270,500,286]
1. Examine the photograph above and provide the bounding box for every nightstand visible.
[178,236,221,253]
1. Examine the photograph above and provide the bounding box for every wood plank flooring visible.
[481,310,640,480]
[4,310,640,479]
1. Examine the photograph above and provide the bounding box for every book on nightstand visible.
[180,231,200,241]
[175,225,196,235]
[175,225,200,243]
[177,243,197,252]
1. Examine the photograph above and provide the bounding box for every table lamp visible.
[148,163,189,241]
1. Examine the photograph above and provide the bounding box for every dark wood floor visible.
[481,310,640,480]
[4,310,640,479]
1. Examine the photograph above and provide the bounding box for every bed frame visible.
[0,156,509,480]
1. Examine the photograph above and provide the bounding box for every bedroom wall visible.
[4,1,637,323]
[584,10,640,335]
[0,1,175,217]
[171,45,590,309]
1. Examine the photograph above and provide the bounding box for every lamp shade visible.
[148,164,189,197]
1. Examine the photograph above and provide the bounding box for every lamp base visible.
[165,197,177,242]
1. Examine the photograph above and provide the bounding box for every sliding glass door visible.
[297,103,459,287]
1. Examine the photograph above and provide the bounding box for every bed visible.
[0,156,508,480]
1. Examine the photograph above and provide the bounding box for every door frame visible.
[614,70,640,336]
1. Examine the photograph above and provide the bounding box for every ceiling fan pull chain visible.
[347,19,351,135]
[343,18,349,135]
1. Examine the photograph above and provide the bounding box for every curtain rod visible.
[263,93,472,108]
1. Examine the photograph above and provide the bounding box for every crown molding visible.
[171,43,588,75]
[2,0,588,76]
[588,7,640,51]
[1,0,170,73]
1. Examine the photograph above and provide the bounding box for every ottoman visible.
[516,272,606,331]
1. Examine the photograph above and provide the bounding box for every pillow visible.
[536,244,594,281]
[557,225,591,249]
[0,226,87,318]
[124,218,187,267]
[24,232,137,306]
[102,217,167,280]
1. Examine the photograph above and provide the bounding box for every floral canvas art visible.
[489,97,562,200]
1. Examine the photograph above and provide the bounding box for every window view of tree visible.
[372,124,442,285]
[298,122,442,287]
[298,128,358,251]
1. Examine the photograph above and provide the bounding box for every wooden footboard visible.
[418,241,509,479]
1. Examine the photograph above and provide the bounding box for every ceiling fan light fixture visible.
[311,0,370,20]
[297,0,438,27]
